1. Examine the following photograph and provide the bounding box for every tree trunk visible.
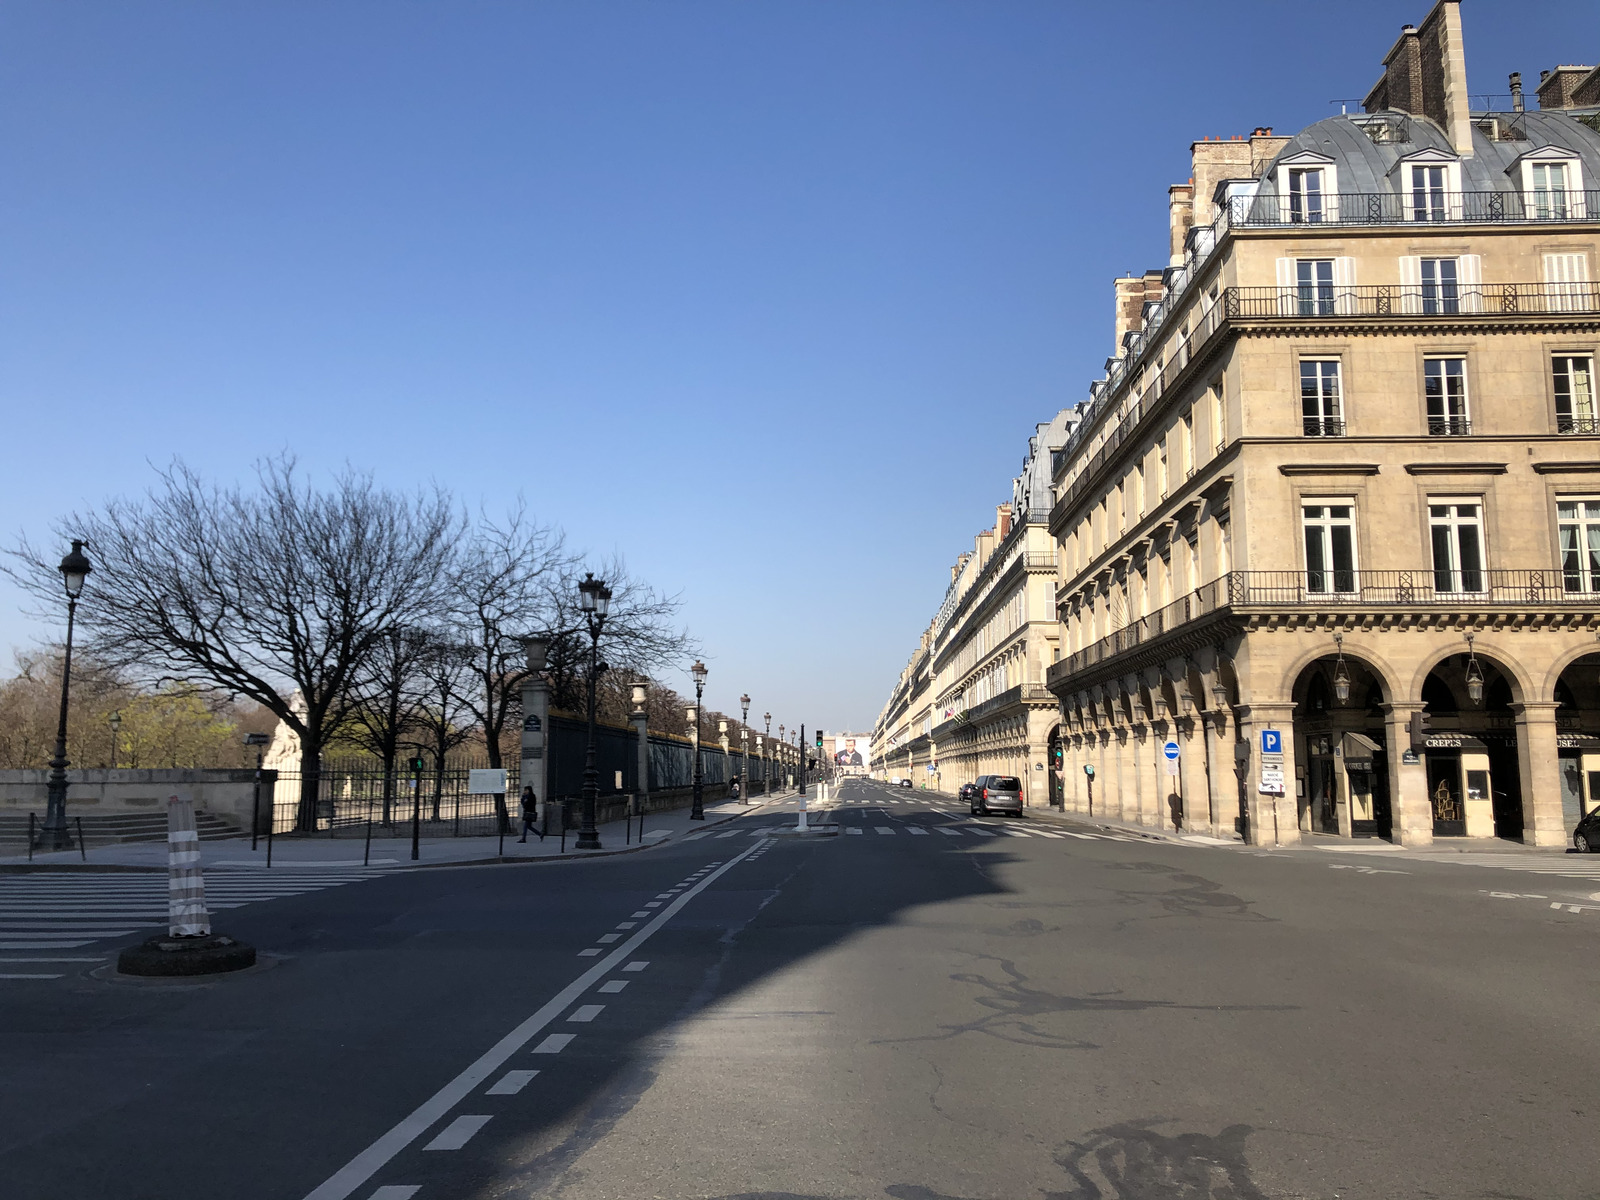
[297,742,322,833]
[381,757,395,827]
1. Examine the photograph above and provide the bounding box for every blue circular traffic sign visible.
[1162,740,1181,760]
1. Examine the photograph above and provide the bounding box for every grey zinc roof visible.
[1256,109,1600,198]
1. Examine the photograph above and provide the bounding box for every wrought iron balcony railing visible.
[1224,282,1600,319]
[1055,569,1598,683]
[1227,190,1599,228]
[1302,417,1346,437]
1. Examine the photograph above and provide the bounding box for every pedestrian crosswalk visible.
[688,822,1136,843]
[0,868,379,955]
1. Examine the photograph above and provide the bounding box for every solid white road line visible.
[0,956,104,963]
[485,1070,539,1096]
[567,1004,605,1022]
[301,837,765,1200]
[422,1115,492,1151]
[531,1034,574,1054]
[0,973,63,980]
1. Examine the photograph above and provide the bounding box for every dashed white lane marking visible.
[967,829,997,837]
[367,1188,421,1199]
[597,979,629,993]
[846,828,863,835]
[908,828,929,836]
[715,831,741,839]
[875,827,895,835]
[623,961,649,972]
[653,893,672,899]
[567,1004,605,1023]
[531,1033,574,1054]
[485,1070,538,1096]
[422,1115,492,1151]
[630,910,651,917]
[616,922,636,930]
[937,829,962,837]
[577,949,602,957]
[597,933,620,943]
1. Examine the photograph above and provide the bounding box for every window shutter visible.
[1276,257,1295,316]
[1399,256,1421,314]
[1545,253,1589,312]
[1334,257,1357,315]
[1458,254,1482,312]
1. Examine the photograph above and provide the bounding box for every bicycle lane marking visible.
[301,838,767,1200]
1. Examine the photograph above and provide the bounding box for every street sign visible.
[1259,766,1286,795]
[467,769,507,795]
[1162,740,1181,776]
[1260,729,1283,756]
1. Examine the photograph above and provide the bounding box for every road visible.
[2,777,1598,1200]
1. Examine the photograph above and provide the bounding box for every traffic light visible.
[815,729,823,748]
[409,754,426,773]
[1408,710,1432,752]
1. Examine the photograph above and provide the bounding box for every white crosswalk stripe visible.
[0,870,378,951]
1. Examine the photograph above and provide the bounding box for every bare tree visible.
[412,632,480,821]
[450,503,576,772]
[341,625,434,825]
[5,458,460,830]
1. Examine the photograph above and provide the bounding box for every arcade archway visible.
[1291,651,1392,837]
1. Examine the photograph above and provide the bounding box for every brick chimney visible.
[1363,1,1473,157]
[1536,65,1600,110]
[1189,137,1254,226]
[1167,182,1194,267]
[997,504,1013,540]
[1113,272,1166,351]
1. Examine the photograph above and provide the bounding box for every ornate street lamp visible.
[576,572,612,849]
[689,660,708,819]
[1331,633,1352,705]
[108,710,122,769]
[739,693,751,801]
[1464,633,1485,706]
[40,540,92,851]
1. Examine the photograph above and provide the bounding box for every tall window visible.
[1420,258,1459,315]
[1559,499,1600,594]
[1410,165,1448,221]
[1181,412,1195,476]
[1425,358,1470,435]
[1554,356,1596,434]
[1288,168,1325,224]
[1429,500,1485,594]
[1303,502,1357,594]
[1158,442,1169,498]
[1297,259,1335,315]
[1300,360,1344,436]
[1211,382,1226,453]
[1532,162,1570,220]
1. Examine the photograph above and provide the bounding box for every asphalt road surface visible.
[3,777,1598,1200]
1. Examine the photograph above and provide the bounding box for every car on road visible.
[970,774,1023,816]
[1575,807,1600,852]
[899,777,914,788]
[958,782,979,805]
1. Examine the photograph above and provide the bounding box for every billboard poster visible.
[828,733,869,774]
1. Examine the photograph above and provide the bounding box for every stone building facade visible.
[1046,0,1600,847]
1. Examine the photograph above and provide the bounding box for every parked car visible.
[1575,807,1600,852]
[970,774,1024,816]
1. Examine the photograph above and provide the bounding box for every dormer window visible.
[1392,150,1461,221]
[1512,147,1587,221]
[1274,152,1337,224]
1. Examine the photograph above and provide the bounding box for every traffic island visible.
[764,824,840,838]
[117,934,256,977]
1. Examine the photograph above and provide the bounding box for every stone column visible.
[1380,702,1433,847]
[1129,723,1148,827]
[1111,723,1130,823]
[1235,702,1301,846]
[516,636,553,830]
[1202,707,1230,839]
[1151,704,1176,831]
[1513,701,1568,847]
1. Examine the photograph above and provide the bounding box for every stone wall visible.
[0,769,267,833]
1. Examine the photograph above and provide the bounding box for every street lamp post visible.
[763,712,771,794]
[739,694,750,802]
[690,660,707,820]
[245,731,271,850]
[577,573,612,851]
[40,540,92,851]
[108,710,122,769]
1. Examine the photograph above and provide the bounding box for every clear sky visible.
[2,1,1595,736]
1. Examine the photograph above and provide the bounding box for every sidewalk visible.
[0,792,788,872]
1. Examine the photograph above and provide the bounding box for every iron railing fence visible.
[270,763,514,836]
[1057,569,1600,680]
[1224,282,1600,319]
[1227,189,1600,228]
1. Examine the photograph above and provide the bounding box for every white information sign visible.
[1259,766,1286,795]
[467,768,508,795]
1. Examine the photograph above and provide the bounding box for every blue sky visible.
[2,1,1595,735]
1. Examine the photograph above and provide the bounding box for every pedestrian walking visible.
[729,777,741,803]
[518,786,542,842]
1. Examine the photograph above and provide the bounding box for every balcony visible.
[1050,569,1599,692]
[1225,282,1600,319]
[1228,190,1600,228]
